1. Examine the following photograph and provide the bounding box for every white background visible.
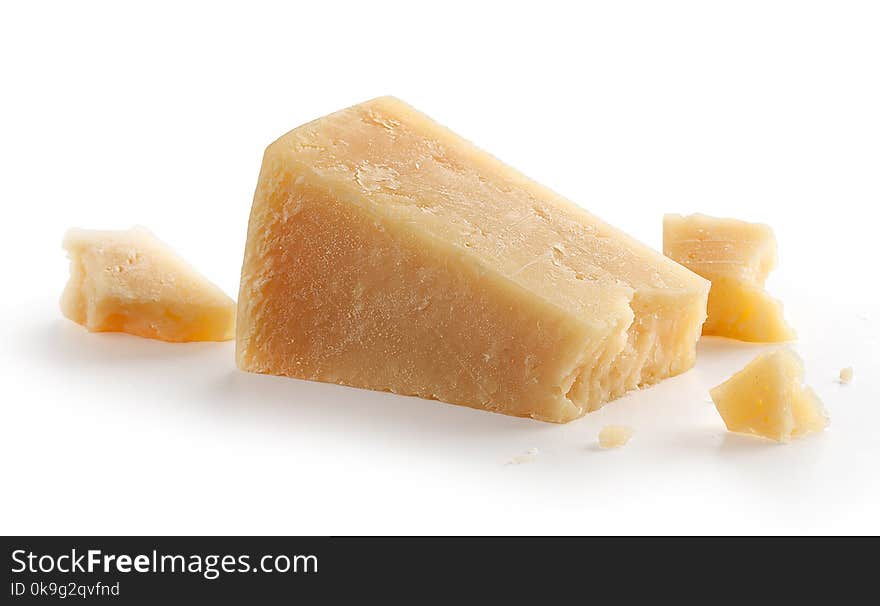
[1,1,878,535]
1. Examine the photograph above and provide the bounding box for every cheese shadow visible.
[32,319,551,443]
[208,368,553,442]
[35,318,232,368]
[696,336,770,356]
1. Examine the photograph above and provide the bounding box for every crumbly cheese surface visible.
[61,227,235,342]
[237,97,709,422]
[710,348,828,443]
[663,214,795,342]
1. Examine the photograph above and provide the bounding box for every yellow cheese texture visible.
[237,97,710,422]
[663,214,795,342]
[62,228,235,342]
[710,348,828,443]
[598,425,634,449]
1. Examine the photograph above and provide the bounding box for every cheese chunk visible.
[62,228,235,342]
[710,348,828,442]
[598,425,634,449]
[237,97,710,422]
[663,214,795,342]
[839,367,853,384]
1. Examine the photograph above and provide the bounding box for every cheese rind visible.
[237,97,709,422]
[62,228,235,342]
[709,348,828,442]
[663,214,795,342]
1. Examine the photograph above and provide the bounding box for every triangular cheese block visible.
[710,348,828,442]
[61,227,235,342]
[237,97,710,422]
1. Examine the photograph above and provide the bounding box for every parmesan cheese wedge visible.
[61,228,235,342]
[710,348,828,443]
[237,97,710,422]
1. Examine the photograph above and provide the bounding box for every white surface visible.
[1,1,878,535]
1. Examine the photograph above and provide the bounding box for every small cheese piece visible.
[709,348,828,443]
[61,228,235,342]
[508,447,540,465]
[839,367,853,384]
[598,425,634,449]
[237,97,710,422]
[663,214,795,342]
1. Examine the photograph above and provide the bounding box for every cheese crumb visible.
[839,367,854,384]
[598,425,634,449]
[508,447,540,465]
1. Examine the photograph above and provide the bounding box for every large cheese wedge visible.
[710,348,828,442]
[237,97,710,422]
[663,213,795,342]
[62,228,235,342]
